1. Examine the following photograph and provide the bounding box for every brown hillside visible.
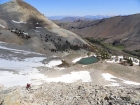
[55,14,140,51]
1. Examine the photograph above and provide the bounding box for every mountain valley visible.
[0,0,140,105]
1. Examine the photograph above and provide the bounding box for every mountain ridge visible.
[0,0,88,55]
[48,15,116,22]
[54,13,140,52]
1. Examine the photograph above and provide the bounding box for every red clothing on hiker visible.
[26,83,31,90]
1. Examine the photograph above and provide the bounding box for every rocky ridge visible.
[0,83,140,105]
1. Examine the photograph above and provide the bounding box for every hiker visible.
[26,83,31,90]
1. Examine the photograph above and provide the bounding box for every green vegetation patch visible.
[85,37,140,58]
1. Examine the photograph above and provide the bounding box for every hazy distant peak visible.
[11,0,23,2]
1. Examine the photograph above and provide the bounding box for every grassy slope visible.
[85,37,140,58]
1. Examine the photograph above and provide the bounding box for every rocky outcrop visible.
[0,83,140,105]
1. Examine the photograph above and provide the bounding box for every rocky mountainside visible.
[55,14,140,51]
[0,0,88,55]
[0,83,140,105]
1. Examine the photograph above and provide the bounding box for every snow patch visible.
[106,83,120,86]
[0,68,51,87]
[0,41,7,44]
[0,24,5,28]
[72,57,82,63]
[106,55,140,65]
[102,73,140,86]
[0,57,91,87]
[12,20,26,24]
[102,73,117,82]
[0,57,46,71]
[23,32,28,35]
[0,56,69,87]
[0,44,44,55]
[0,57,47,87]
[123,81,140,85]
[0,70,91,87]
[36,27,42,29]
[45,71,91,83]
[46,60,62,68]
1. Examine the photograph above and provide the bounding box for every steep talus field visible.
[55,14,140,51]
[0,0,88,55]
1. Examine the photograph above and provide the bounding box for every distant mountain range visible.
[54,13,140,54]
[48,15,117,22]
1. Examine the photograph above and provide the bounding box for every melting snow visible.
[45,60,66,70]
[0,57,46,71]
[123,81,140,85]
[72,57,82,63]
[0,42,88,87]
[0,24,5,28]
[0,71,36,87]
[23,32,28,35]
[0,57,91,87]
[106,56,140,66]
[0,41,7,44]
[0,44,44,55]
[0,57,47,87]
[46,60,62,68]
[0,70,91,87]
[12,20,26,24]
[0,57,65,87]
[36,27,42,28]
[102,73,140,86]
[102,73,117,82]
[45,71,91,83]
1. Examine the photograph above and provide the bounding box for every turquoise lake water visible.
[78,56,99,65]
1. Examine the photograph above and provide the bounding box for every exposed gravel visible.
[0,83,140,105]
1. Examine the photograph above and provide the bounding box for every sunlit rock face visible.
[0,0,88,55]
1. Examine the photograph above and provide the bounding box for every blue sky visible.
[0,0,140,16]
